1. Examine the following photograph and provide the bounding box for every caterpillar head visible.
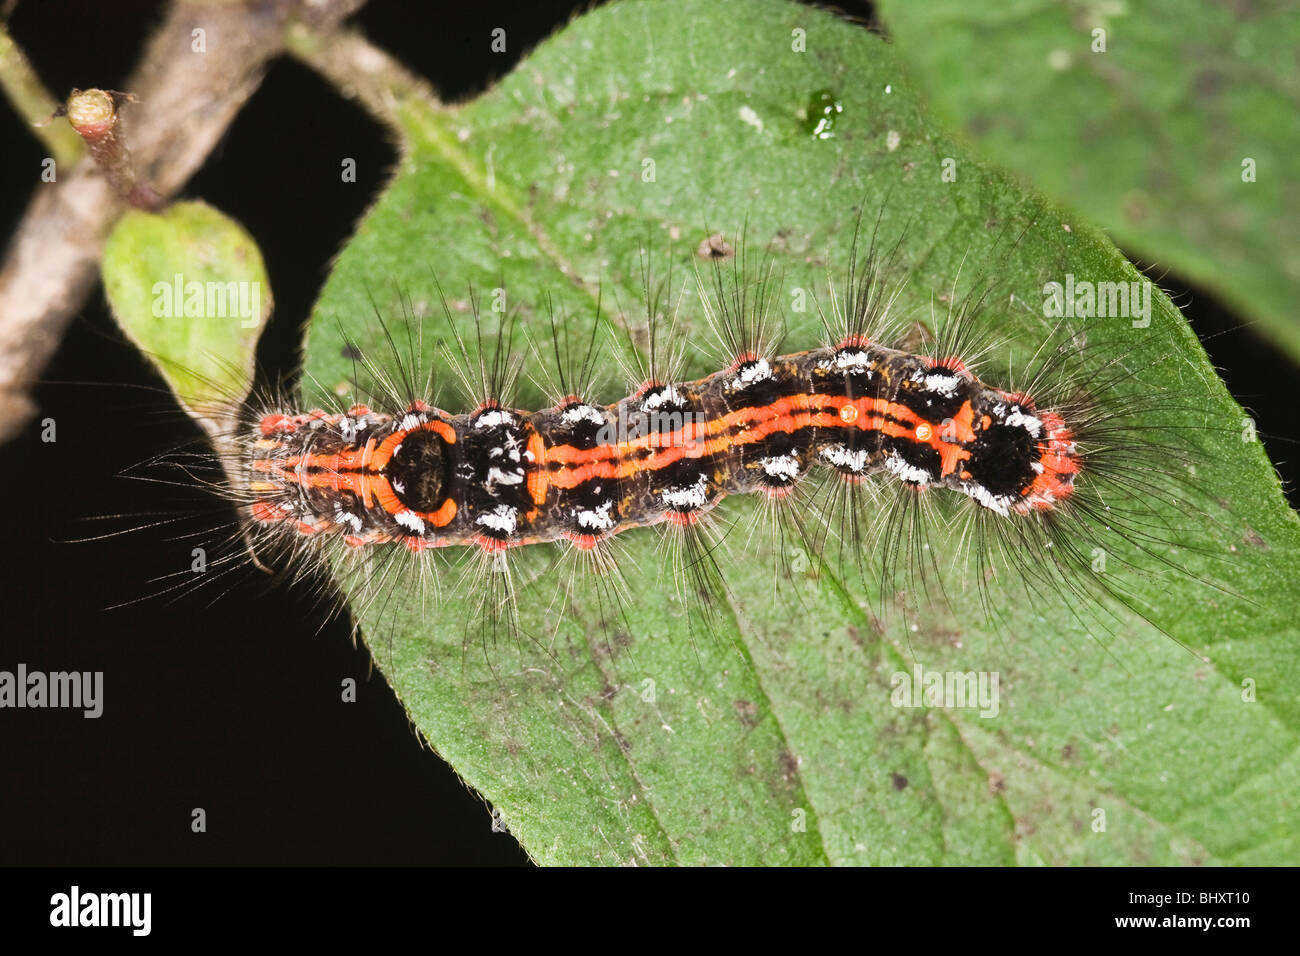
[960,394,1079,516]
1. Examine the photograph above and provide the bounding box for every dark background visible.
[1,0,1293,866]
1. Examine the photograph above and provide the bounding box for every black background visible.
[1,0,1294,867]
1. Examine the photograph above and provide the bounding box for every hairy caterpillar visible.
[147,219,1234,659]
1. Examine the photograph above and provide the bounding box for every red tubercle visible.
[259,413,294,436]
[1040,412,1075,445]
[633,378,664,400]
[563,532,602,551]
[727,351,760,373]
[763,484,796,500]
[1021,469,1077,511]
[473,534,526,553]
[837,334,870,350]
[663,510,701,527]
[250,500,286,523]
[932,356,973,377]
[261,408,334,435]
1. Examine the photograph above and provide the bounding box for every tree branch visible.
[0,0,366,443]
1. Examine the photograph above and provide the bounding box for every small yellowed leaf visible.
[101,199,271,433]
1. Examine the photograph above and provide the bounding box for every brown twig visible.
[63,88,159,209]
[0,0,367,443]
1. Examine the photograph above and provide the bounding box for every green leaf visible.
[286,0,1300,864]
[874,0,1300,362]
[102,200,271,434]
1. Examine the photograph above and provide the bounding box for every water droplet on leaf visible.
[804,89,843,140]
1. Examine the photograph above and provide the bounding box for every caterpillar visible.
[169,221,1222,657]
[247,313,1076,559]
